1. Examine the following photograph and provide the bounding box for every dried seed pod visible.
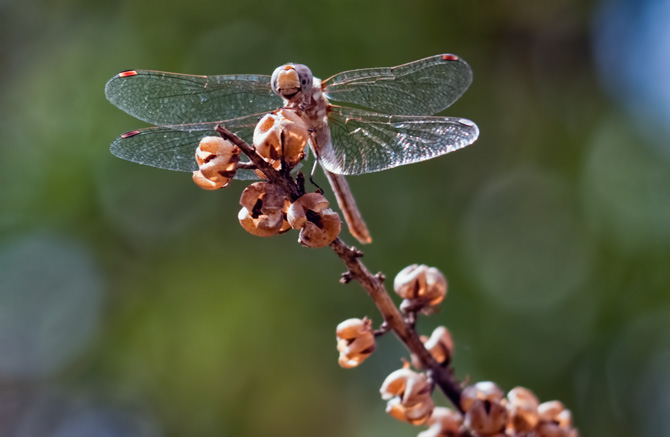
[336,317,376,368]
[463,398,508,436]
[387,396,435,426]
[192,171,222,191]
[533,401,578,437]
[506,386,539,432]
[238,182,289,237]
[287,193,329,229]
[535,420,579,437]
[394,265,447,311]
[298,209,341,248]
[394,264,427,299]
[380,368,434,425]
[461,381,504,412]
[192,136,240,190]
[253,108,308,171]
[238,208,283,237]
[538,401,567,424]
[287,193,341,248]
[424,267,447,306]
[417,406,463,437]
[422,326,454,365]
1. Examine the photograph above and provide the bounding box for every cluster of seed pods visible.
[336,264,578,436]
[418,382,578,437]
[191,109,341,248]
[191,112,577,437]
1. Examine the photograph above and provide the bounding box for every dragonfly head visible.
[271,64,313,103]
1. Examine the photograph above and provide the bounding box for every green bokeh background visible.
[1,0,669,436]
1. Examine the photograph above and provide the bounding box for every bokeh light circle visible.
[462,168,593,310]
[0,233,104,379]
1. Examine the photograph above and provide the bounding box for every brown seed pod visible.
[238,182,289,237]
[394,264,447,312]
[298,209,341,248]
[192,171,223,191]
[287,193,341,248]
[238,208,283,237]
[253,109,308,171]
[506,386,540,432]
[463,398,508,436]
[417,407,463,437]
[192,136,240,190]
[461,381,504,412]
[422,326,454,365]
[336,317,376,368]
[380,368,434,425]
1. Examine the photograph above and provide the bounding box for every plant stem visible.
[218,125,464,413]
[330,238,464,413]
[216,125,301,200]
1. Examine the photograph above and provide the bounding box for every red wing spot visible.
[118,70,138,78]
[121,130,141,138]
[442,54,459,61]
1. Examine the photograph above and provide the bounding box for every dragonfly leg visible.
[309,159,324,194]
[308,129,371,244]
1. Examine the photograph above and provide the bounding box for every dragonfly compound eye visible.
[291,64,313,96]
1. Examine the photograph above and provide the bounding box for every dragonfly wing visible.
[110,113,267,180]
[321,106,479,175]
[322,54,472,116]
[105,70,282,125]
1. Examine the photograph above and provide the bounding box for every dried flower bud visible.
[463,398,508,436]
[192,136,240,190]
[336,317,376,368]
[534,401,578,437]
[538,401,567,424]
[394,265,447,311]
[253,109,308,171]
[461,381,504,412]
[287,193,341,248]
[287,193,329,229]
[417,406,463,437]
[381,368,434,425]
[238,182,289,237]
[535,421,579,437]
[387,396,435,426]
[506,386,539,433]
[192,171,222,190]
[423,326,454,365]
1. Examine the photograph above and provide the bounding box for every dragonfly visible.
[105,54,479,244]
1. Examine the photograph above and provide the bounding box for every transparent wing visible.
[110,113,268,180]
[105,70,281,125]
[321,106,479,175]
[322,54,472,116]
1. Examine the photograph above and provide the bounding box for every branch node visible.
[351,247,364,258]
[373,321,391,337]
[340,271,354,284]
[403,310,417,329]
[375,272,386,283]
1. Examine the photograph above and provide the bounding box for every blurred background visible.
[1,0,669,435]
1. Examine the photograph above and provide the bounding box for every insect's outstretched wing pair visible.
[105,54,478,177]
